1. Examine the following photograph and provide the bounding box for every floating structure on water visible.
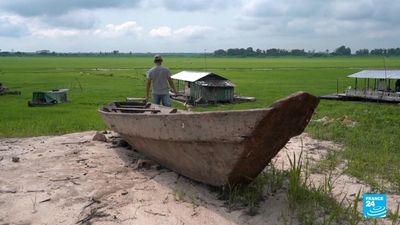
[171,71,255,105]
[99,92,319,186]
[28,89,69,106]
[321,70,400,104]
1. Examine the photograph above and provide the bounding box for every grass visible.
[222,162,286,215]
[388,203,400,225]
[310,149,343,174]
[223,151,367,225]
[224,149,400,225]
[286,151,364,225]
[1,55,400,195]
[307,101,400,192]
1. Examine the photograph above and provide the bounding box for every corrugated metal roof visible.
[195,80,235,87]
[348,70,400,79]
[171,71,227,82]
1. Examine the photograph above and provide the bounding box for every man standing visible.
[146,55,177,107]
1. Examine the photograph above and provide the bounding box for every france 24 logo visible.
[363,193,386,218]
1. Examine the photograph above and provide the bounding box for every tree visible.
[266,48,280,56]
[334,45,351,56]
[246,47,255,56]
[370,49,385,55]
[214,49,227,56]
[387,48,400,56]
[291,49,306,56]
[355,49,369,56]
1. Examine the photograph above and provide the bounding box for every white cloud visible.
[31,28,82,38]
[243,0,288,17]
[174,25,213,38]
[0,0,141,16]
[44,10,99,29]
[148,0,241,11]
[0,15,29,37]
[0,14,85,38]
[25,20,144,38]
[366,29,400,39]
[149,25,213,39]
[0,13,89,38]
[330,1,374,20]
[149,26,172,37]
[1,0,400,52]
[237,0,400,43]
[94,21,143,38]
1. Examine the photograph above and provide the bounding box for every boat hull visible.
[99,92,319,186]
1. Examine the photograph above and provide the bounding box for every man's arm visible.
[168,77,177,94]
[146,80,151,102]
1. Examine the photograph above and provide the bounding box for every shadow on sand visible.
[111,141,297,225]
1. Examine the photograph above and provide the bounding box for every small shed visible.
[28,89,69,106]
[171,71,235,103]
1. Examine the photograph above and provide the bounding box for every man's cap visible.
[154,54,163,61]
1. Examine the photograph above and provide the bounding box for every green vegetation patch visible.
[1,56,400,191]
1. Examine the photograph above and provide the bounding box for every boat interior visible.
[101,101,184,114]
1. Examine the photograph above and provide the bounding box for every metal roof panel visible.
[348,70,400,79]
[171,71,229,82]
[171,71,212,82]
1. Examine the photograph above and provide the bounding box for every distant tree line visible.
[214,46,400,57]
[0,50,203,57]
[0,50,132,57]
[2,46,400,57]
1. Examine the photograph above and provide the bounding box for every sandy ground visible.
[0,132,399,225]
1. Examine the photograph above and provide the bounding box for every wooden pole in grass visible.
[355,78,358,90]
[364,78,367,94]
[336,79,339,94]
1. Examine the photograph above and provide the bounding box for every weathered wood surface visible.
[99,92,319,186]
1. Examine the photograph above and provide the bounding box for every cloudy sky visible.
[0,0,399,53]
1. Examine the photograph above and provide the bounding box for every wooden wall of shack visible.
[189,76,234,103]
[190,83,234,102]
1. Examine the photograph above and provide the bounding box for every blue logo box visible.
[363,193,386,218]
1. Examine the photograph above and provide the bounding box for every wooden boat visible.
[99,92,319,186]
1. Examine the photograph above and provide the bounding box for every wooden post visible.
[364,78,367,90]
[336,79,339,94]
[355,78,358,90]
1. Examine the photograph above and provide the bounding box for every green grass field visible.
[1,56,400,191]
